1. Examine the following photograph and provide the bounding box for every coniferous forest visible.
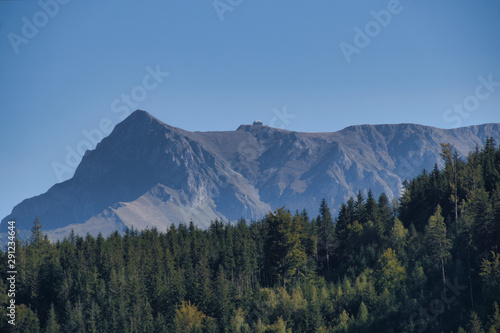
[1,139,500,333]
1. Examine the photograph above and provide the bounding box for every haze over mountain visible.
[3,110,500,241]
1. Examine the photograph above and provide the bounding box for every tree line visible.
[1,138,500,332]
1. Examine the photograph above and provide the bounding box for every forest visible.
[1,138,499,332]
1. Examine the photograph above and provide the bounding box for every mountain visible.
[3,110,500,240]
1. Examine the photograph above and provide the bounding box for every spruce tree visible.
[44,304,60,333]
[317,198,335,275]
[425,205,451,289]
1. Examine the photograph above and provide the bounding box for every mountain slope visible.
[3,110,500,240]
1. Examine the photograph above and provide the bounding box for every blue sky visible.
[1,0,499,221]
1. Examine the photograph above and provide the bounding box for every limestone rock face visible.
[3,110,500,240]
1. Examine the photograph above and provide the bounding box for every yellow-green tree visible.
[480,252,500,305]
[267,316,289,333]
[230,308,250,333]
[173,300,207,333]
[375,248,406,293]
[389,218,408,256]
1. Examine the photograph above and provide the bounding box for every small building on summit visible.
[253,120,263,125]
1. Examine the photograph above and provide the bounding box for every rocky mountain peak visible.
[3,111,500,241]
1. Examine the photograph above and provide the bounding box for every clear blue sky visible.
[1,0,499,222]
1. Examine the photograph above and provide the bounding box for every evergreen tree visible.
[356,301,370,328]
[16,304,40,333]
[489,302,500,333]
[375,248,406,293]
[482,137,499,194]
[389,218,408,258]
[365,189,379,224]
[441,143,461,222]
[44,304,61,333]
[214,266,232,327]
[468,311,485,333]
[30,217,45,246]
[317,198,335,276]
[230,308,250,333]
[354,191,367,224]
[264,208,306,286]
[377,193,393,239]
[424,205,451,289]
[480,252,500,305]
[464,146,483,196]
[465,188,495,257]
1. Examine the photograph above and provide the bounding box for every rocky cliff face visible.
[3,110,500,240]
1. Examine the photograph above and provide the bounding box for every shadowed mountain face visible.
[3,110,500,240]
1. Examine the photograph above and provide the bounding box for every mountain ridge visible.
[3,110,500,241]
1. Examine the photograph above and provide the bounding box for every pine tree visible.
[482,137,499,194]
[489,302,500,333]
[468,311,485,333]
[154,312,167,333]
[335,309,352,333]
[264,208,306,286]
[377,193,393,239]
[465,147,483,195]
[30,217,45,246]
[354,191,367,224]
[16,304,40,333]
[492,189,500,253]
[230,308,250,333]
[214,266,232,326]
[375,248,406,293]
[365,189,379,225]
[425,205,451,289]
[44,304,61,333]
[356,301,369,327]
[480,252,500,305]
[268,316,288,333]
[466,188,494,257]
[389,218,408,258]
[441,143,460,222]
[317,199,335,276]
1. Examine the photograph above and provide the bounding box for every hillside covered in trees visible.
[1,138,500,332]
